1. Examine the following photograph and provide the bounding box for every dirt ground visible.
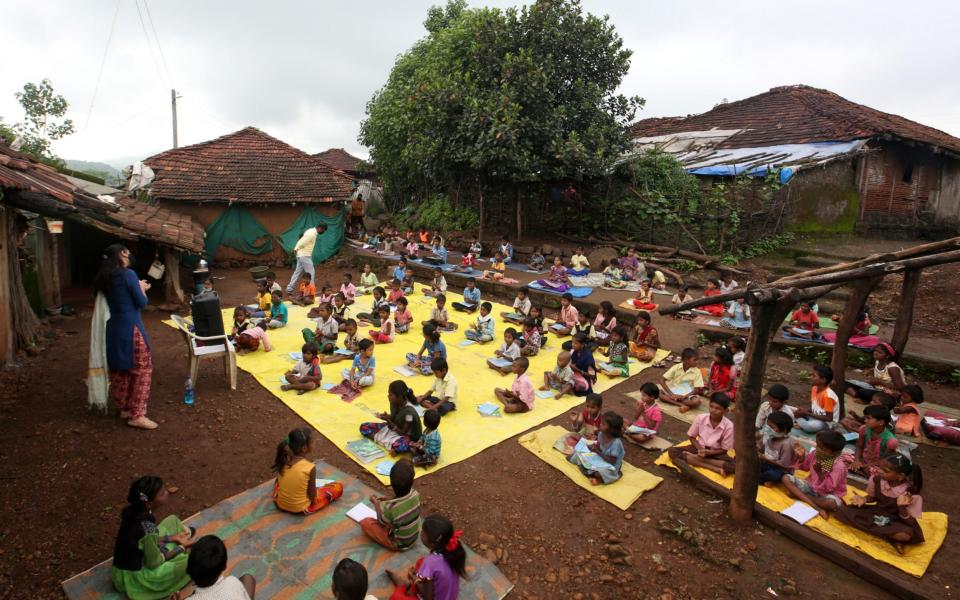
[0,259,957,600]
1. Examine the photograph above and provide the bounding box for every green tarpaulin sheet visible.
[204,204,273,257]
[277,206,345,263]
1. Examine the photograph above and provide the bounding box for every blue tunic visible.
[105,268,150,371]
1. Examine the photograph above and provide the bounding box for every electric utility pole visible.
[171,88,179,148]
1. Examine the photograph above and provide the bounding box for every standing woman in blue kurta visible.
[94,244,157,430]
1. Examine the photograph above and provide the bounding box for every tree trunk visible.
[891,269,921,357]
[478,185,485,243]
[729,296,796,521]
[830,276,883,413]
[514,184,522,240]
[6,210,43,352]
[163,248,185,305]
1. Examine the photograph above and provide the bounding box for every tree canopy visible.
[360,0,643,209]
[3,79,75,164]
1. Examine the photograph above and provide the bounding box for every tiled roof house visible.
[143,127,355,261]
[314,147,365,176]
[629,85,960,232]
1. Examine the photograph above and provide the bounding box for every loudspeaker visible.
[191,290,224,338]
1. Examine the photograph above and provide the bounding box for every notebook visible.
[549,323,565,331]
[375,460,396,476]
[346,503,378,523]
[393,365,418,377]
[334,348,355,356]
[780,501,819,525]
[321,382,336,391]
[288,351,302,361]
[458,340,477,347]
[535,390,557,399]
[488,357,513,369]
[316,478,336,488]
[346,438,386,463]
[477,403,502,417]
[626,425,656,436]
[669,382,694,396]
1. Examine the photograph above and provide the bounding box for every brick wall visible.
[858,142,940,226]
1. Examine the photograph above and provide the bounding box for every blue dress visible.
[105,268,150,371]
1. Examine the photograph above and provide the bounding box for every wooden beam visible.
[668,459,932,600]
[730,295,796,521]
[891,269,922,357]
[163,248,185,306]
[830,276,883,413]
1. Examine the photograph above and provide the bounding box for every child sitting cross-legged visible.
[658,347,704,412]
[551,292,579,337]
[501,287,532,324]
[893,384,924,438]
[569,392,603,439]
[246,281,272,318]
[625,382,662,444]
[340,274,357,305]
[394,296,413,334]
[423,293,457,332]
[561,310,596,352]
[341,339,376,391]
[542,351,574,398]
[302,302,338,354]
[464,302,495,343]
[272,428,343,514]
[282,343,322,394]
[519,316,542,356]
[781,429,849,520]
[356,287,388,326]
[598,326,630,378]
[567,410,626,485]
[368,305,395,344]
[322,319,359,364]
[423,267,447,298]
[757,410,798,485]
[482,252,506,280]
[851,405,899,476]
[417,358,458,416]
[387,278,405,305]
[359,380,422,455]
[836,454,925,554]
[756,383,795,429]
[360,459,421,552]
[631,279,657,311]
[386,514,466,600]
[569,333,597,395]
[357,263,379,295]
[527,247,546,271]
[186,535,257,600]
[568,246,590,276]
[405,325,446,375]
[411,408,442,467]
[488,327,522,375]
[602,258,625,289]
[451,277,481,313]
[794,365,840,433]
[494,356,535,413]
[266,290,288,329]
[669,392,735,474]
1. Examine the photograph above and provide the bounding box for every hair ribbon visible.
[445,530,463,551]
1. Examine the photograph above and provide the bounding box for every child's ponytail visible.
[422,514,467,578]
[121,475,164,523]
[273,428,311,474]
[885,454,923,493]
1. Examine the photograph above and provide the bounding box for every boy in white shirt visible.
[186,535,256,599]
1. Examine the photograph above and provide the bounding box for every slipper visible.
[127,416,158,430]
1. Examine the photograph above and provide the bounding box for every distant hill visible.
[65,159,123,186]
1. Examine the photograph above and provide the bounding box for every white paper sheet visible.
[346,502,378,523]
[780,501,819,525]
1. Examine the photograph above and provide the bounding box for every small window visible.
[902,164,914,183]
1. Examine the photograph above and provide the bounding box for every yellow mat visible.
[655,445,947,577]
[167,286,630,485]
[518,425,662,510]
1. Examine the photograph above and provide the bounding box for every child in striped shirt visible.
[411,409,442,466]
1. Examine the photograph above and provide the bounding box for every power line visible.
[133,0,168,88]
[142,0,175,87]
[84,0,122,131]
[182,97,231,130]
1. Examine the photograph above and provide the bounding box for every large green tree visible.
[9,79,75,162]
[360,0,643,238]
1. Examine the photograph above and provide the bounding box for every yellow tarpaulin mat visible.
[168,287,665,485]
[518,425,662,510]
[655,445,947,577]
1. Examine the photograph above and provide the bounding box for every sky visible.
[2,0,959,168]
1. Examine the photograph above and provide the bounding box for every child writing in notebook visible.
[598,326,630,378]
[836,454,925,553]
[360,460,422,552]
[394,296,413,333]
[501,287,532,324]
[626,382,662,444]
[464,302,495,343]
[494,357,536,413]
[569,392,603,439]
[341,339,376,390]
[282,344,322,394]
[542,351,574,398]
[272,428,343,514]
[488,328,522,374]
[568,411,625,485]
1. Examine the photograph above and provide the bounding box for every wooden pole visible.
[830,276,883,414]
[891,269,922,357]
[730,294,796,521]
[163,247,185,305]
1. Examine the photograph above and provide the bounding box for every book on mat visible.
[842,431,859,443]
[780,501,819,525]
[334,348,354,356]
[573,437,617,473]
[535,389,557,399]
[288,351,302,361]
[393,365,417,377]
[346,503,378,523]
[549,323,565,331]
[375,460,396,476]
[477,402,502,417]
[458,339,477,347]
[626,425,656,436]
[489,357,513,368]
[346,438,385,463]
[316,478,336,488]
[669,382,693,396]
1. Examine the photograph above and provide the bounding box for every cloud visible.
[1,0,958,165]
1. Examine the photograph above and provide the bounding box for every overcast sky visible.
[2,0,958,167]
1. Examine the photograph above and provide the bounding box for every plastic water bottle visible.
[184,377,195,405]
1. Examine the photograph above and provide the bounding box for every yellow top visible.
[275,458,313,513]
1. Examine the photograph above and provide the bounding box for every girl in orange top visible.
[893,385,924,437]
[273,428,343,514]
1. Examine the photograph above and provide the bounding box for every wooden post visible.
[730,294,796,521]
[163,248,186,305]
[830,276,883,413]
[891,269,921,357]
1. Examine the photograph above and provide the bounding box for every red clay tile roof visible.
[0,143,84,204]
[115,197,205,253]
[629,85,960,155]
[314,147,363,172]
[144,127,355,204]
